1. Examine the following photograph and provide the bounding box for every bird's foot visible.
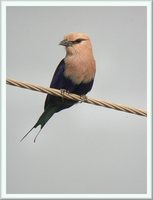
[80,95,88,103]
[60,89,66,95]
[60,89,70,95]
[60,89,70,101]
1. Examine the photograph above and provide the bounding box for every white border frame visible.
[1,1,152,199]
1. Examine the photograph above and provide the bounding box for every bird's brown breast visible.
[64,55,96,85]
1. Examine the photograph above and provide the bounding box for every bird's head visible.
[59,32,93,56]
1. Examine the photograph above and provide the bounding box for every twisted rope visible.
[6,78,147,117]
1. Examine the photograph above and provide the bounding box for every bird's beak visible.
[59,39,72,47]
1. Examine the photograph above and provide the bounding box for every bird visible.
[20,32,96,142]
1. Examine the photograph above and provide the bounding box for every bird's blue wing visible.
[49,59,65,89]
[44,59,76,110]
[50,59,76,91]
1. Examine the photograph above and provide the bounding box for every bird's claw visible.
[60,89,70,95]
[60,89,70,101]
[80,95,88,103]
[60,89,66,95]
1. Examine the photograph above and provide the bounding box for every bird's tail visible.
[20,106,58,142]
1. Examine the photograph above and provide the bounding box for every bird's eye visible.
[75,39,82,43]
[72,39,83,45]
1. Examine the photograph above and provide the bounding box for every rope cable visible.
[6,78,147,117]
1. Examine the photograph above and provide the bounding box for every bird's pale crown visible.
[64,32,90,42]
